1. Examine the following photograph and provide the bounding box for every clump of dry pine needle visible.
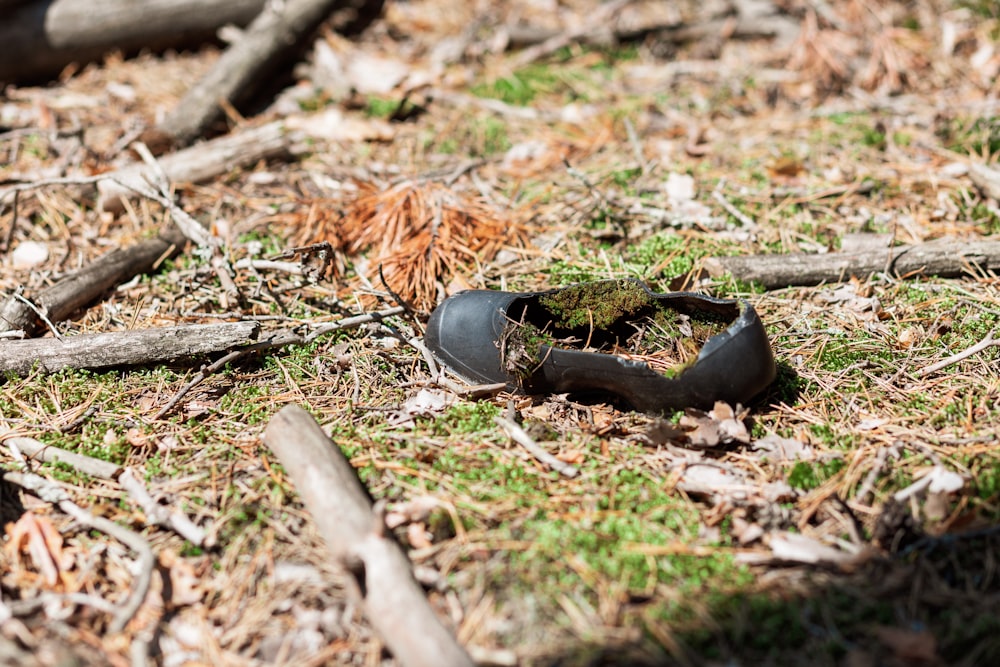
[303,180,524,311]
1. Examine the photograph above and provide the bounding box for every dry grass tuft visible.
[305,180,525,311]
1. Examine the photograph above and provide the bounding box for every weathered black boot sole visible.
[425,279,776,414]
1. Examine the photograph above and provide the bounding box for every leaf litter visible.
[3,0,1000,664]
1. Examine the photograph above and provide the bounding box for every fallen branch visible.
[3,470,154,634]
[0,0,266,83]
[703,240,1000,289]
[494,416,580,478]
[263,405,475,667]
[0,224,186,335]
[0,321,260,376]
[969,162,1000,200]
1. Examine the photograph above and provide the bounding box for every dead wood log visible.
[263,405,475,667]
[158,0,382,145]
[0,0,266,83]
[703,240,1000,290]
[0,225,187,336]
[0,321,260,376]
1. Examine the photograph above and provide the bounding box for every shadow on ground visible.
[543,500,1000,667]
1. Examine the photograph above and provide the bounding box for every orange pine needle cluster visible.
[309,180,523,311]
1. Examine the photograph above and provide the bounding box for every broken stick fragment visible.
[263,404,474,667]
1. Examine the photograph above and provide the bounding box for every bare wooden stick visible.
[0,431,121,480]
[0,0,266,83]
[703,240,1000,289]
[0,224,186,335]
[263,405,475,667]
[3,471,154,634]
[0,321,260,376]
[917,328,1000,377]
[494,416,579,478]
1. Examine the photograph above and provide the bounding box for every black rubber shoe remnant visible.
[424,278,777,414]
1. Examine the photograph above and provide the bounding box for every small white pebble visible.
[10,241,48,268]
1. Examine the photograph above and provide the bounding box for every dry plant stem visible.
[704,240,1000,289]
[917,328,1000,377]
[0,321,260,376]
[263,405,475,667]
[118,468,209,547]
[13,293,63,340]
[158,0,360,145]
[0,224,186,335]
[0,0,265,83]
[127,142,216,248]
[712,184,757,228]
[303,306,406,342]
[494,416,580,478]
[0,431,121,480]
[3,471,154,634]
[151,330,300,420]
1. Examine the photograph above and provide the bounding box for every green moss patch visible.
[500,280,734,381]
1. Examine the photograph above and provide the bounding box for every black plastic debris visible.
[425,279,777,414]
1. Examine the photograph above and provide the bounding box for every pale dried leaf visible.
[385,495,442,529]
[754,433,813,461]
[769,531,851,565]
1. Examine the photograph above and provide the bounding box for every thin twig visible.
[2,189,19,252]
[623,117,648,174]
[303,306,406,342]
[128,141,215,248]
[494,416,579,478]
[0,174,109,201]
[712,182,757,229]
[3,471,155,633]
[119,468,209,547]
[155,308,405,418]
[14,292,62,340]
[917,328,1000,377]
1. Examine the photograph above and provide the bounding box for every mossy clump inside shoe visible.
[537,279,654,329]
[499,280,734,383]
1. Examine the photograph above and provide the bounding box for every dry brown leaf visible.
[679,401,750,447]
[5,512,71,589]
[406,522,434,549]
[160,550,205,607]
